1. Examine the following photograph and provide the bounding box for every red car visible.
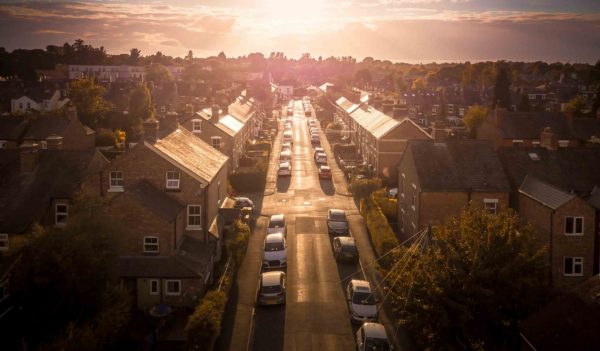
[318,165,332,179]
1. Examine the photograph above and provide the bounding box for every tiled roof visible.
[519,175,575,209]
[498,147,600,194]
[349,105,401,140]
[495,111,572,140]
[0,149,107,233]
[149,127,228,184]
[409,140,510,192]
[126,180,184,220]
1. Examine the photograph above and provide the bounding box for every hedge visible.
[372,189,398,223]
[361,197,399,268]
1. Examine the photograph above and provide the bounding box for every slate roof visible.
[195,109,242,137]
[519,175,575,210]
[0,116,28,140]
[228,97,254,124]
[498,147,600,194]
[0,149,107,233]
[495,111,573,140]
[23,115,70,140]
[126,180,184,221]
[148,127,228,184]
[408,140,510,192]
[120,236,213,278]
[335,97,360,114]
[350,105,401,140]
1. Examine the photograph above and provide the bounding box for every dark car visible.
[327,209,349,235]
[333,236,359,262]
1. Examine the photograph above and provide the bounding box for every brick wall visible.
[136,277,207,309]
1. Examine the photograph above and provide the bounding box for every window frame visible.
[0,233,8,251]
[165,280,181,295]
[411,184,417,211]
[564,257,584,276]
[143,236,159,253]
[400,173,405,197]
[187,205,202,230]
[483,199,499,214]
[55,203,68,226]
[192,119,202,133]
[166,171,180,190]
[211,136,222,150]
[149,279,160,295]
[109,170,124,191]
[565,216,584,236]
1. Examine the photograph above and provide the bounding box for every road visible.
[222,99,407,351]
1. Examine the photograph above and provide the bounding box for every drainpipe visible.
[549,209,555,286]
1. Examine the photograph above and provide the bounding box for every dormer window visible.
[166,171,180,190]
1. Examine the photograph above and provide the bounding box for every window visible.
[18,102,23,109]
[187,205,202,229]
[484,199,498,214]
[144,236,159,253]
[211,137,222,150]
[109,171,124,190]
[192,119,202,133]
[40,141,47,149]
[165,280,181,295]
[166,171,180,189]
[0,234,8,251]
[565,217,584,235]
[55,203,68,226]
[400,173,405,197]
[512,140,524,147]
[447,104,454,114]
[149,279,160,295]
[532,141,540,147]
[412,184,417,210]
[564,257,583,276]
[558,140,570,148]
[217,181,221,206]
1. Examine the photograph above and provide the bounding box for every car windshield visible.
[330,211,347,221]
[260,285,282,294]
[364,337,390,351]
[265,242,284,251]
[353,291,376,305]
[269,220,284,228]
[343,245,357,253]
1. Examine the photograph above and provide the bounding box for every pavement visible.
[220,100,411,351]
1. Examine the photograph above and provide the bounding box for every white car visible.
[283,131,293,144]
[347,280,378,324]
[356,322,392,351]
[279,150,292,162]
[315,152,327,164]
[262,233,287,269]
[257,271,287,306]
[278,162,292,177]
[267,214,286,237]
[281,143,292,153]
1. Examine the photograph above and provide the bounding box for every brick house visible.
[22,106,95,150]
[518,176,596,288]
[397,139,510,243]
[334,97,432,184]
[98,118,229,309]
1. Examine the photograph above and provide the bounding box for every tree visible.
[217,51,226,60]
[186,50,194,60]
[9,207,127,349]
[565,96,585,117]
[68,78,112,127]
[145,63,172,85]
[354,68,372,87]
[518,94,531,112]
[349,178,382,202]
[493,67,511,109]
[389,207,549,350]
[129,83,153,122]
[411,77,427,91]
[129,48,141,65]
[463,105,489,137]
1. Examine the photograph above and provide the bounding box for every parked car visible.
[347,280,378,324]
[234,197,254,210]
[281,143,292,153]
[327,209,349,235]
[283,131,293,144]
[279,150,292,162]
[318,165,332,179]
[311,135,321,147]
[313,147,324,158]
[356,322,392,351]
[257,271,287,306]
[267,214,287,236]
[262,233,287,269]
[333,236,358,262]
[278,162,292,177]
[315,152,327,164]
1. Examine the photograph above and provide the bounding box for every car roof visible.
[319,165,331,170]
[335,236,355,246]
[265,233,284,243]
[351,279,371,291]
[361,322,388,339]
[261,271,284,286]
[329,209,345,216]
[270,214,285,221]
[279,162,290,167]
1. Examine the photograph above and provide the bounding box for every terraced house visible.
[97,118,229,309]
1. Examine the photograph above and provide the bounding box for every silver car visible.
[257,271,287,306]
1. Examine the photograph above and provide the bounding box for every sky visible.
[0,0,599,63]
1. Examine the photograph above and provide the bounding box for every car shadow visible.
[276,176,291,193]
[253,303,286,351]
[319,178,335,196]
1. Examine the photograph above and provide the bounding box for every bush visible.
[185,290,227,349]
[361,198,399,268]
[349,177,382,201]
[333,144,357,158]
[372,189,397,223]
[247,140,272,152]
[225,220,250,265]
[326,122,343,130]
[229,170,266,193]
[96,128,117,147]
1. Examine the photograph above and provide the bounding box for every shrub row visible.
[229,169,267,193]
[372,189,398,223]
[361,197,399,268]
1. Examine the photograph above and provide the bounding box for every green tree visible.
[145,63,172,85]
[565,95,585,117]
[349,177,382,202]
[389,207,549,350]
[129,48,141,65]
[129,83,153,122]
[354,68,372,87]
[493,67,511,109]
[411,77,427,91]
[463,105,489,137]
[68,78,112,127]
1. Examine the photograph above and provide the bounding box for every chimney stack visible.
[20,143,39,173]
[540,126,558,150]
[46,135,63,150]
[211,104,220,123]
[143,118,159,143]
